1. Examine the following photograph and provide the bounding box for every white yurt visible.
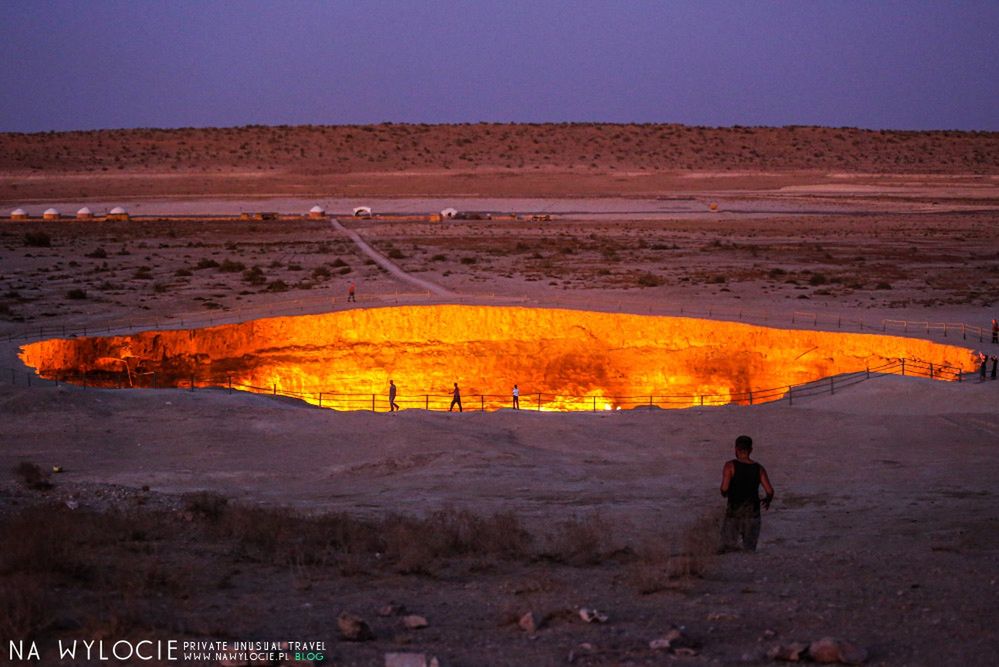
[440,207,459,219]
[42,208,60,220]
[308,205,326,220]
[352,206,372,218]
[76,207,94,220]
[107,206,129,221]
[10,208,28,221]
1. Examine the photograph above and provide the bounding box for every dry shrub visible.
[0,574,49,639]
[182,491,228,520]
[541,514,615,566]
[12,461,52,490]
[212,504,533,575]
[625,510,723,593]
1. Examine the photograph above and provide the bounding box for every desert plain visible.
[1,124,998,666]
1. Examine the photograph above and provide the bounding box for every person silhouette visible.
[449,382,462,412]
[719,435,775,552]
[389,379,400,412]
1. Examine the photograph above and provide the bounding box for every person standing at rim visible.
[347,281,356,303]
[512,384,520,410]
[388,379,400,412]
[449,382,463,412]
[719,435,775,553]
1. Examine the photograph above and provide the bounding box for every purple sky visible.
[2,1,997,132]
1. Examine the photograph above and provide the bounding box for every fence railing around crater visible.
[2,357,972,413]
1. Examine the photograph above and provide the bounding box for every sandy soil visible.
[1,126,999,665]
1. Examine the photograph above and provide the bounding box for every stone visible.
[379,603,406,617]
[402,614,429,629]
[384,653,437,667]
[707,611,738,621]
[649,625,688,651]
[767,642,809,661]
[808,637,868,665]
[578,607,608,623]
[518,611,538,633]
[338,612,374,641]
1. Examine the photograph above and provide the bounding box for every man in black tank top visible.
[719,435,775,552]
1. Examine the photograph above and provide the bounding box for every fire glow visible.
[19,305,977,411]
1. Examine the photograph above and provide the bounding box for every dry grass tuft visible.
[12,461,53,491]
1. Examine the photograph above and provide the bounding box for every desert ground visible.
[1,124,999,666]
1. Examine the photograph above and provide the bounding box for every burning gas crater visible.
[19,305,976,411]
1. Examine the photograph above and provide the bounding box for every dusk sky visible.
[2,1,997,133]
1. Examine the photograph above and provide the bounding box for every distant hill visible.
[2,123,997,200]
[2,123,996,175]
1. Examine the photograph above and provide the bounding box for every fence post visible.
[748,390,753,406]
[901,359,905,376]
[958,370,962,383]
[866,365,870,379]
[425,394,429,410]
[190,376,195,392]
[700,395,704,406]
[480,395,484,412]
[592,396,596,412]
[537,393,542,411]
[371,394,375,412]
[319,392,323,408]
[788,386,792,406]
[929,363,934,379]
[649,395,653,407]
[273,384,277,396]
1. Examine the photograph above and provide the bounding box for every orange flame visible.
[19,305,978,411]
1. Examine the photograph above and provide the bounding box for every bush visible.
[12,462,52,490]
[243,267,266,285]
[809,273,828,286]
[460,256,477,265]
[195,258,219,270]
[66,289,87,300]
[637,273,665,287]
[218,259,246,273]
[85,247,108,259]
[387,248,405,259]
[266,279,288,292]
[876,281,892,290]
[430,254,447,262]
[23,232,50,248]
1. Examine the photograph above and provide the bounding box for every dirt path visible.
[330,217,455,297]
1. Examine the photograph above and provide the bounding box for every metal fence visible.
[2,356,971,413]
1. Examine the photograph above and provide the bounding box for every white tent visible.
[441,207,459,219]
[43,208,60,220]
[10,208,28,220]
[109,206,127,215]
[77,207,94,219]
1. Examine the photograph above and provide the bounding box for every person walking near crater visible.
[449,382,462,412]
[512,384,520,410]
[719,435,774,553]
[389,379,400,412]
[347,281,357,303]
